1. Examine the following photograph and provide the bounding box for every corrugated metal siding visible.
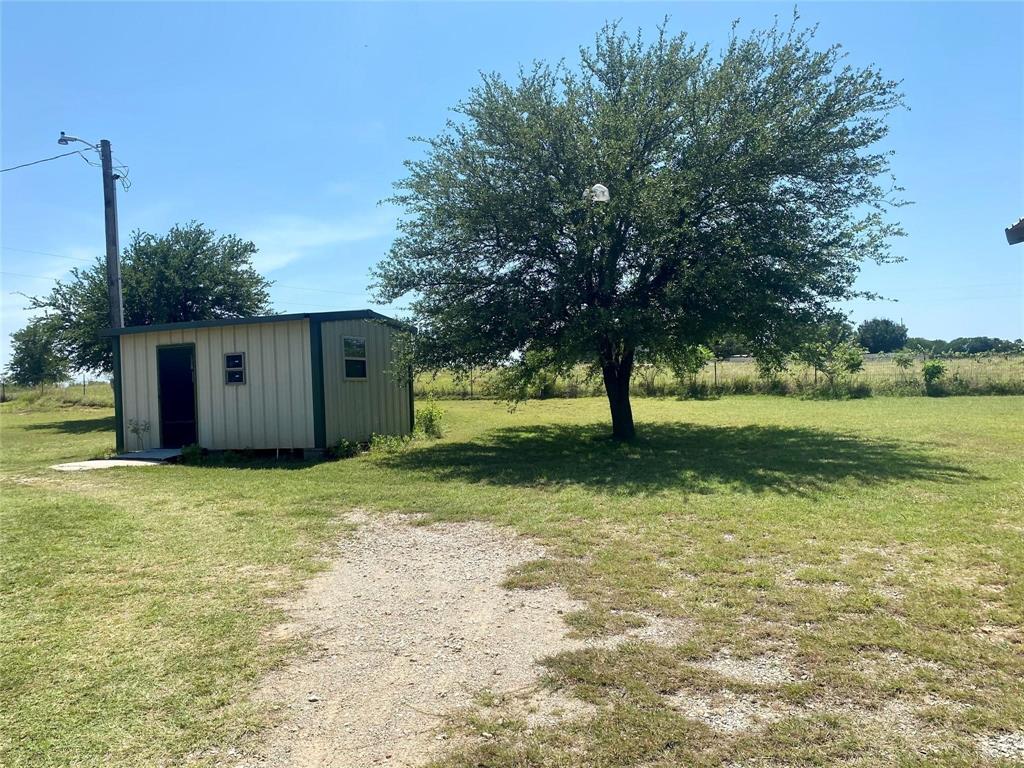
[321,319,411,443]
[118,319,314,450]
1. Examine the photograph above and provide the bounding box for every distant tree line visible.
[849,318,1020,356]
[904,336,1023,356]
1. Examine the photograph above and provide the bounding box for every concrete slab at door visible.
[51,459,169,472]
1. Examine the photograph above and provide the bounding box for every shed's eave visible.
[101,309,407,337]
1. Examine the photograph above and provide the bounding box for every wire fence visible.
[415,354,1024,400]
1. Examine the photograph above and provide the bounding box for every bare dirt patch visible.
[697,649,797,685]
[232,513,591,768]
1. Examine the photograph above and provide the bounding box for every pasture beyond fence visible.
[415,354,1024,401]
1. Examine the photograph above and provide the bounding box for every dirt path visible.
[223,512,1024,767]
[234,512,587,767]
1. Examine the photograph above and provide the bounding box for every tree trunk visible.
[601,349,635,441]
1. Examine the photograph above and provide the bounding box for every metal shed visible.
[102,310,413,453]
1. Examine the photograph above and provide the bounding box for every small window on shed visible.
[225,352,246,384]
[343,336,367,379]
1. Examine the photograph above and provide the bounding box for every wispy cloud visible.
[241,211,396,273]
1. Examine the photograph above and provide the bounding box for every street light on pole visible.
[57,132,124,330]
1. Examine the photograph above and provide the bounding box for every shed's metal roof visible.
[100,309,406,336]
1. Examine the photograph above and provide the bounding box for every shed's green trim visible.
[407,364,415,434]
[101,309,410,337]
[112,336,125,453]
[309,319,327,449]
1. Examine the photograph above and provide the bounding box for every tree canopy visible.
[374,17,906,438]
[31,222,273,372]
[857,317,908,353]
[4,316,70,388]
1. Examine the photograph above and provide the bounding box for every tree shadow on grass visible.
[382,422,972,496]
[23,416,115,434]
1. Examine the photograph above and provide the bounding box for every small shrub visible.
[848,381,873,399]
[562,375,583,398]
[678,379,715,400]
[923,359,946,396]
[180,443,205,464]
[893,350,915,378]
[414,400,445,438]
[369,433,414,454]
[728,375,757,395]
[635,364,661,397]
[127,418,151,450]
[806,380,873,400]
[325,439,363,460]
[873,379,923,397]
[975,379,1024,396]
[762,377,794,396]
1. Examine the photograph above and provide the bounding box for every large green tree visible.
[374,19,905,439]
[32,222,273,372]
[857,317,908,353]
[4,316,70,388]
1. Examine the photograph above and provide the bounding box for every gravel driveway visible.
[233,512,586,767]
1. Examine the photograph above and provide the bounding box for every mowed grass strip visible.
[1,396,1021,766]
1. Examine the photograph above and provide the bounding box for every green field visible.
[1,396,1022,766]
[415,355,1024,399]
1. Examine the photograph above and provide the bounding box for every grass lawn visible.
[1,396,1022,766]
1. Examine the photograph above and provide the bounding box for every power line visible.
[1,146,129,189]
[0,149,85,173]
[0,270,61,281]
[0,246,93,263]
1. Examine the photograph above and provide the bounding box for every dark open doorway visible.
[157,345,198,448]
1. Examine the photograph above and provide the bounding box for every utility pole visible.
[98,139,125,452]
[59,132,126,451]
[99,140,124,329]
[58,132,124,328]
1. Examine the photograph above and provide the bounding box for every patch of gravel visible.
[231,513,592,768]
[668,688,970,757]
[852,649,947,679]
[630,613,696,645]
[698,649,796,684]
[667,690,795,732]
[978,731,1024,761]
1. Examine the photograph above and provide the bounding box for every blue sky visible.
[2,2,1022,369]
